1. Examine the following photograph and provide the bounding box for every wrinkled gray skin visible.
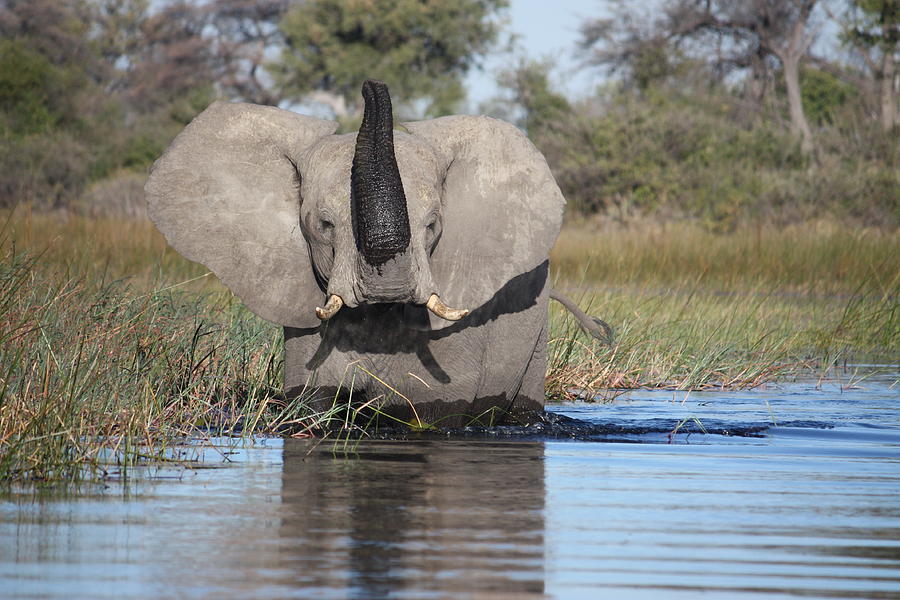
[145,90,564,427]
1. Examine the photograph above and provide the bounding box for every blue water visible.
[1,376,898,599]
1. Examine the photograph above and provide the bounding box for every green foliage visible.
[0,130,91,208]
[499,61,896,228]
[274,0,508,117]
[0,1,220,209]
[842,0,898,50]
[0,0,512,207]
[799,67,857,124]
[498,60,572,133]
[0,40,62,136]
[630,40,675,91]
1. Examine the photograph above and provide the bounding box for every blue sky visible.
[464,0,604,110]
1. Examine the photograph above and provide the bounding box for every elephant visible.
[145,79,604,428]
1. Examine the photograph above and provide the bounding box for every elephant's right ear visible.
[404,115,564,327]
[145,101,337,328]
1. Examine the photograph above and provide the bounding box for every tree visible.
[0,0,97,71]
[581,0,823,155]
[202,0,291,105]
[667,0,821,154]
[273,0,509,119]
[498,60,573,135]
[838,0,898,131]
[92,0,292,108]
[0,0,102,205]
[0,0,220,205]
[123,1,215,112]
[578,4,683,92]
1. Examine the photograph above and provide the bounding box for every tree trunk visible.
[747,49,770,109]
[782,56,815,155]
[764,1,817,155]
[880,49,897,132]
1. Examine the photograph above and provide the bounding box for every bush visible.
[0,131,92,208]
[78,171,149,219]
[498,62,897,229]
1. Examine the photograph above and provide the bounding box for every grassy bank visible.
[548,219,898,398]
[1,210,302,483]
[1,209,897,482]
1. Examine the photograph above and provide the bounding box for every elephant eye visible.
[425,217,441,249]
[318,218,335,241]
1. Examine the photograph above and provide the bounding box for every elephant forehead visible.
[394,136,442,213]
[301,133,441,216]
[394,134,441,175]
[301,134,354,194]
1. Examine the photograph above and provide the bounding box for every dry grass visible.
[3,206,214,293]
[552,218,898,296]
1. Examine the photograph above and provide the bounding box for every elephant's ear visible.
[405,115,565,325]
[145,101,337,328]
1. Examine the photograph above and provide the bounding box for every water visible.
[2,377,898,599]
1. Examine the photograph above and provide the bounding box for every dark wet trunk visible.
[350,80,411,267]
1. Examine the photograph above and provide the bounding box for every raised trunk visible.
[350,80,411,268]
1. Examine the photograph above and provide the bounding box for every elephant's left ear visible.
[405,115,565,322]
[145,102,338,328]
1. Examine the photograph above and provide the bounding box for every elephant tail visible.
[549,289,614,346]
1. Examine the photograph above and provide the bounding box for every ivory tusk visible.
[315,294,344,320]
[426,293,469,321]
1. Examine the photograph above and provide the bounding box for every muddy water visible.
[1,376,898,599]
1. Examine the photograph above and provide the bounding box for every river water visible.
[2,375,898,599]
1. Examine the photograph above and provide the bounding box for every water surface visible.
[2,377,898,599]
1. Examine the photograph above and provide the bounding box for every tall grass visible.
[4,206,212,291]
[0,211,311,484]
[548,219,898,398]
[553,219,898,295]
[1,208,897,483]
[0,252,289,482]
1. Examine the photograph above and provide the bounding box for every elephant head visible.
[145,80,564,332]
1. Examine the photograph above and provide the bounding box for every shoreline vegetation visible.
[1,207,897,483]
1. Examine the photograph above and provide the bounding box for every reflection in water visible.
[2,379,900,599]
[278,440,545,598]
[0,440,546,599]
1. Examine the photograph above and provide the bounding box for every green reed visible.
[0,212,327,483]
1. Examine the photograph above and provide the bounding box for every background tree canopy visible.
[275,0,508,119]
[503,0,896,228]
[0,0,508,206]
[0,0,895,228]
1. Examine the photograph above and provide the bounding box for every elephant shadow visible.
[302,259,550,382]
